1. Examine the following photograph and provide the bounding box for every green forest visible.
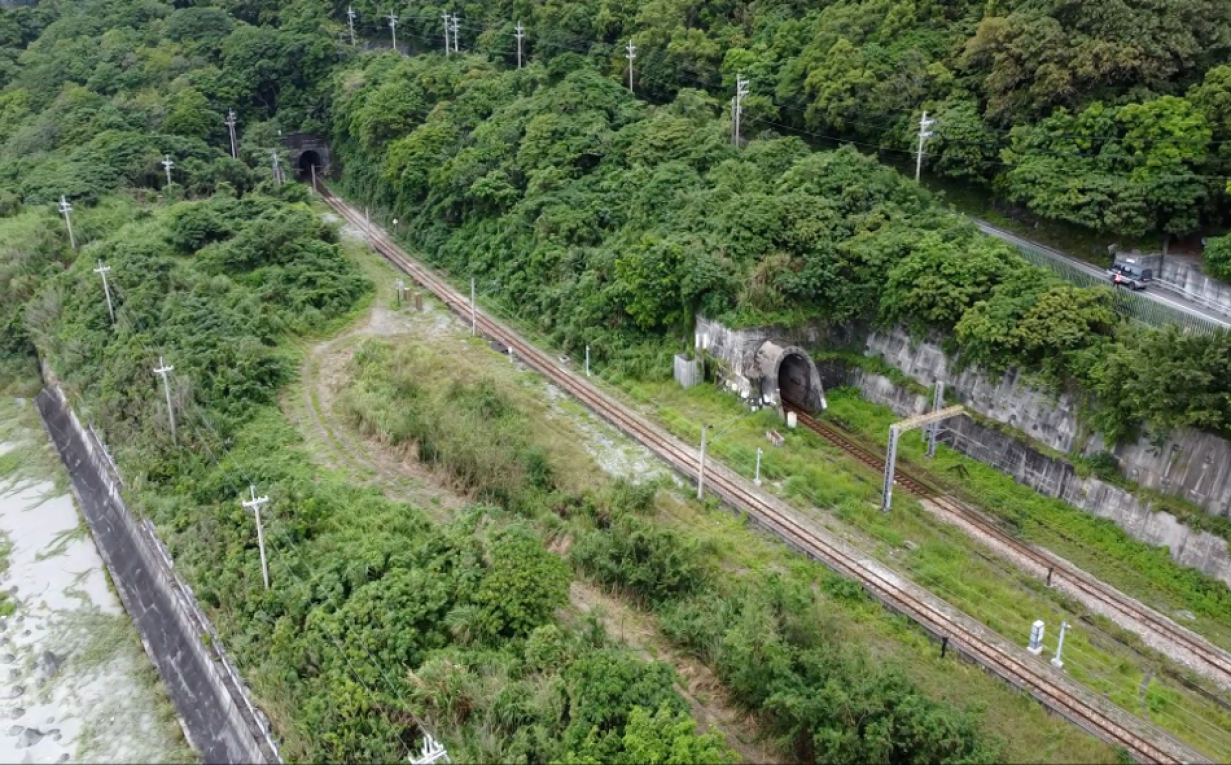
[2,0,1231,762]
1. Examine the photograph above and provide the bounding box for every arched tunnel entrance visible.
[779,352,811,405]
[297,150,322,177]
[754,340,827,412]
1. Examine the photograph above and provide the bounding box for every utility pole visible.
[161,154,174,187]
[625,39,636,93]
[443,12,451,55]
[450,14,460,53]
[94,260,115,325]
[696,424,710,501]
[58,195,76,250]
[514,22,524,68]
[153,356,176,441]
[241,485,271,590]
[754,447,763,486]
[225,110,238,159]
[271,150,282,186]
[410,733,450,765]
[470,277,476,336]
[387,9,399,52]
[915,110,936,183]
[732,75,749,147]
[347,5,357,46]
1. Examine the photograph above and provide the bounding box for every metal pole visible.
[347,6,357,46]
[443,12,450,55]
[927,380,944,459]
[242,485,271,590]
[1052,620,1069,668]
[470,277,476,336]
[696,424,709,501]
[310,162,317,193]
[271,151,282,186]
[58,196,76,250]
[515,22,524,68]
[153,356,176,441]
[161,154,174,187]
[585,345,590,377]
[754,447,763,486]
[387,10,398,52]
[94,260,115,325]
[451,14,460,53]
[881,424,900,511]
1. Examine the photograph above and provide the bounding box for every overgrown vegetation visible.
[4,0,1231,761]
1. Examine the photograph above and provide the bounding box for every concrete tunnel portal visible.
[297,149,322,176]
[755,340,827,412]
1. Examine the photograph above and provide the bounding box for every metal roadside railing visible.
[1009,240,1228,337]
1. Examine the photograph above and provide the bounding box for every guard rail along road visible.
[320,182,1209,765]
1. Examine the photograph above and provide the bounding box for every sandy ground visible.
[0,408,188,763]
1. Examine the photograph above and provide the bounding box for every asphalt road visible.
[972,218,1231,330]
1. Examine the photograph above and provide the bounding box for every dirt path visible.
[290,219,780,762]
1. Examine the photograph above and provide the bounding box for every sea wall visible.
[35,379,280,765]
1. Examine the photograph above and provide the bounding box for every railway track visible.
[319,184,1207,764]
[782,402,1231,699]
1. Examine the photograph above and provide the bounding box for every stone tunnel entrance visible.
[754,340,827,412]
[283,133,332,178]
[297,150,322,177]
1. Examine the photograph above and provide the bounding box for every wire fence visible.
[1009,240,1227,337]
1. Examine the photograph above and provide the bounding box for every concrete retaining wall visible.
[865,328,1231,519]
[1157,256,1231,317]
[36,381,280,765]
[694,315,1231,588]
[851,370,1231,588]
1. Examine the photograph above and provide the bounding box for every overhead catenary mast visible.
[443,11,451,55]
[450,14,461,53]
[347,5,357,46]
[514,22,525,68]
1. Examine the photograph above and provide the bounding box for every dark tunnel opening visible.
[779,352,812,408]
[297,150,322,176]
